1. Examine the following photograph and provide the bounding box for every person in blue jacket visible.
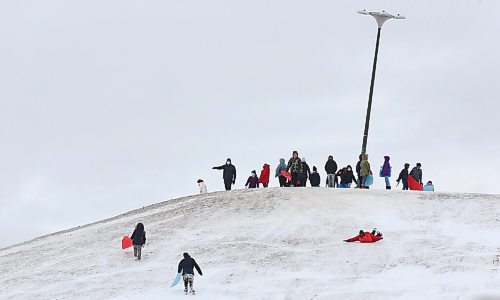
[423,181,434,191]
[275,158,288,187]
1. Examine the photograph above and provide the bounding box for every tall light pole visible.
[358,10,405,155]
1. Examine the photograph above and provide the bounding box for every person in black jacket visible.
[355,154,362,188]
[130,222,146,260]
[340,165,358,188]
[178,252,203,295]
[309,166,321,187]
[325,155,338,188]
[212,158,237,191]
[298,157,311,187]
[396,163,410,190]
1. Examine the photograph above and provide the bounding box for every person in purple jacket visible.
[245,170,260,188]
[379,156,392,190]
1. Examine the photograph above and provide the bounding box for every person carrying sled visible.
[287,151,303,187]
[344,229,383,243]
[359,154,372,189]
[178,252,203,295]
[396,163,410,190]
[309,166,321,187]
[298,157,311,187]
[339,165,357,188]
[245,170,260,188]
[130,222,146,260]
[275,158,288,187]
[197,179,207,194]
[325,155,338,188]
[410,163,423,185]
[380,156,392,190]
[212,158,237,191]
[258,163,270,188]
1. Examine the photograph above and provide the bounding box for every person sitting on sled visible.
[344,228,383,243]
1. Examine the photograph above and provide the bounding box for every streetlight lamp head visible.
[358,9,405,28]
[358,9,369,15]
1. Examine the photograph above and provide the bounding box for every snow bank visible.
[1,188,499,299]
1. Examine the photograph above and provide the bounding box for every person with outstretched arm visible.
[178,252,203,295]
[212,158,237,190]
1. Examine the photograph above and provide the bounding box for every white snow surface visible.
[1,188,500,300]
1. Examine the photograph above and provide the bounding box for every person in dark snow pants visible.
[286,151,303,187]
[355,154,362,188]
[410,163,423,185]
[212,158,237,191]
[275,158,288,187]
[396,163,410,190]
[258,164,270,188]
[339,165,357,188]
[298,157,311,187]
[130,222,146,260]
[178,252,203,295]
[245,170,260,188]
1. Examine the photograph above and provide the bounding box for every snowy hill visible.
[1,188,500,300]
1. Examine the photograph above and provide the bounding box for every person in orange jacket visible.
[344,229,383,243]
[258,163,270,188]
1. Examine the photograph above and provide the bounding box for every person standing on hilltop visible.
[309,166,321,187]
[298,157,311,187]
[245,170,260,188]
[396,163,410,190]
[197,179,207,194]
[287,151,303,187]
[212,158,237,191]
[325,155,338,188]
[258,163,270,188]
[359,154,372,189]
[355,154,363,188]
[379,156,392,190]
[275,158,288,187]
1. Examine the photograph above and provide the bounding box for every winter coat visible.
[359,154,371,177]
[410,167,423,183]
[309,172,321,186]
[287,157,303,173]
[245,175,259,188]
[275,158,287,178]
[258,164,270,184]
[340,167,357,184]
[213,163,237,182]
[355,155,363,175]
[299,161,311,180]
[345,232,382,243]
[198,182,207,194]
[380,156,391,177]
[397,168,409,181]
[178,255,203,276]
[325,159,338,175]
[131,228,146,246]
[423,183,434,191]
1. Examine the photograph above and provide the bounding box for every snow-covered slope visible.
[1,188,500,300]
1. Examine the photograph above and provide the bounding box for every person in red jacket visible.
[344,229,383,243]
[258,163,270,188]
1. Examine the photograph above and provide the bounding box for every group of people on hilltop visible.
[205,151,433,192]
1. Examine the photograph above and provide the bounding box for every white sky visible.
[1,0,499,248]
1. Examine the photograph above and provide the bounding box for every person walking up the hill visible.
[410,163,423,185]
[287,151,303,187]
[298,157,311,187]
[258,163,270,188]
[275,158,288,187]
[340,165,357,188]
[212,158,237,191]
[355,154,363,188]
[130,222,146,260]
[380,156,392,190]
[245,170,260,188]
[396,163,410,190]
[197,179,207,194]
[325,155,338,188]
[359,154,372,189]
[178,252,203,295]
[309,166,321,187]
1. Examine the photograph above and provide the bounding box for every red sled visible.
[280,170,292,182]
[122,235,132,249]
[408,176,423,191]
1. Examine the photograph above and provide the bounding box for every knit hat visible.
[313,166,317,172]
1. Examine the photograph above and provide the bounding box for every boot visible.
[386,186,391,190]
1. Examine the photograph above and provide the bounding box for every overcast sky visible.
[1,0,499,248]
